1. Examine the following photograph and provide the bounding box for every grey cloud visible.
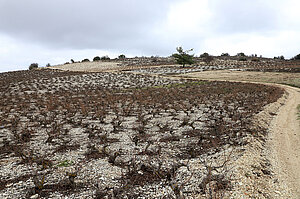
[0,0,179,52]
[210,0,281,34]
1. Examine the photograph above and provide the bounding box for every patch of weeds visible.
[57,160,73,167]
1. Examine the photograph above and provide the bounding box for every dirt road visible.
[270,85,300,198]
[179,71,300,198]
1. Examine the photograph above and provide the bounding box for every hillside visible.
[1,59,300,198]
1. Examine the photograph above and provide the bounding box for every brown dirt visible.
[269,85,300,198]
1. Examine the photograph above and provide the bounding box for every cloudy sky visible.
[1,0,300,72]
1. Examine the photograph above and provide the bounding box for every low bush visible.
[237,52,246,57]
[93,56,101,62]
[29,63,38,70]
[82,59,90,62]
[118,54,126,59]
[100,56,110,61]
[221,53,230,56]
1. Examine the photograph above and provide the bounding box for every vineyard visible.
[0,69,284,198]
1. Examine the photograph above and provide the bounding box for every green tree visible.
[221,53,230,56]
[237,52,246,57]
[172,47,195,67]
[118,54,126,59]
[93,56,101,61]
[292,54,300,60]
[82,58,90,62]
[101,56,110,61]
[29,63,38,70]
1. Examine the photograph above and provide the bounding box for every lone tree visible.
[172,47,195,67]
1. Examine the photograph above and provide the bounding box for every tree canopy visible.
[172,47,195,67]
[292,53,300,60]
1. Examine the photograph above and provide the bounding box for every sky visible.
[1,0,300,72]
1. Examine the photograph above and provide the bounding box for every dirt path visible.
[177,71,300,198]
[270,85,300,198]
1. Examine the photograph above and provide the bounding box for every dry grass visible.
[181,70,300,88]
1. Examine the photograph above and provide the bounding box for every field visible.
[179,70,300,88]
[0,68,285,198]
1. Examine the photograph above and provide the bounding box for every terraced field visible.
[0,69,284,198]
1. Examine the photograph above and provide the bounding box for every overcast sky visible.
[1,0,300,72]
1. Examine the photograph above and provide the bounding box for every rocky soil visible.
[0,68,286,198]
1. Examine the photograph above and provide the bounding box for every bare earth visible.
[39,65,300,197]
[48,61,174,72]
[270,85,300,198]
[48,62,122,72]
[180,70,300,198]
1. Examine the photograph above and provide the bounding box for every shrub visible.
[82,58,90,62]
[239,57,247,61]
[274,56,285,60]
[151,56,158,62]
[201,53,214,64]
[29,63,38,70]
[100,56,110,61]
[46,63,51,67]
[292,54,300,60]
[237,52,246,57]
[221,53,230,56]
[118,54,126,59]
[172,47,195,67]
[200,52,209,58]
[93,56,101,62]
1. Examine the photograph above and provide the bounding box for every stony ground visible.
[0,68,286,198]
